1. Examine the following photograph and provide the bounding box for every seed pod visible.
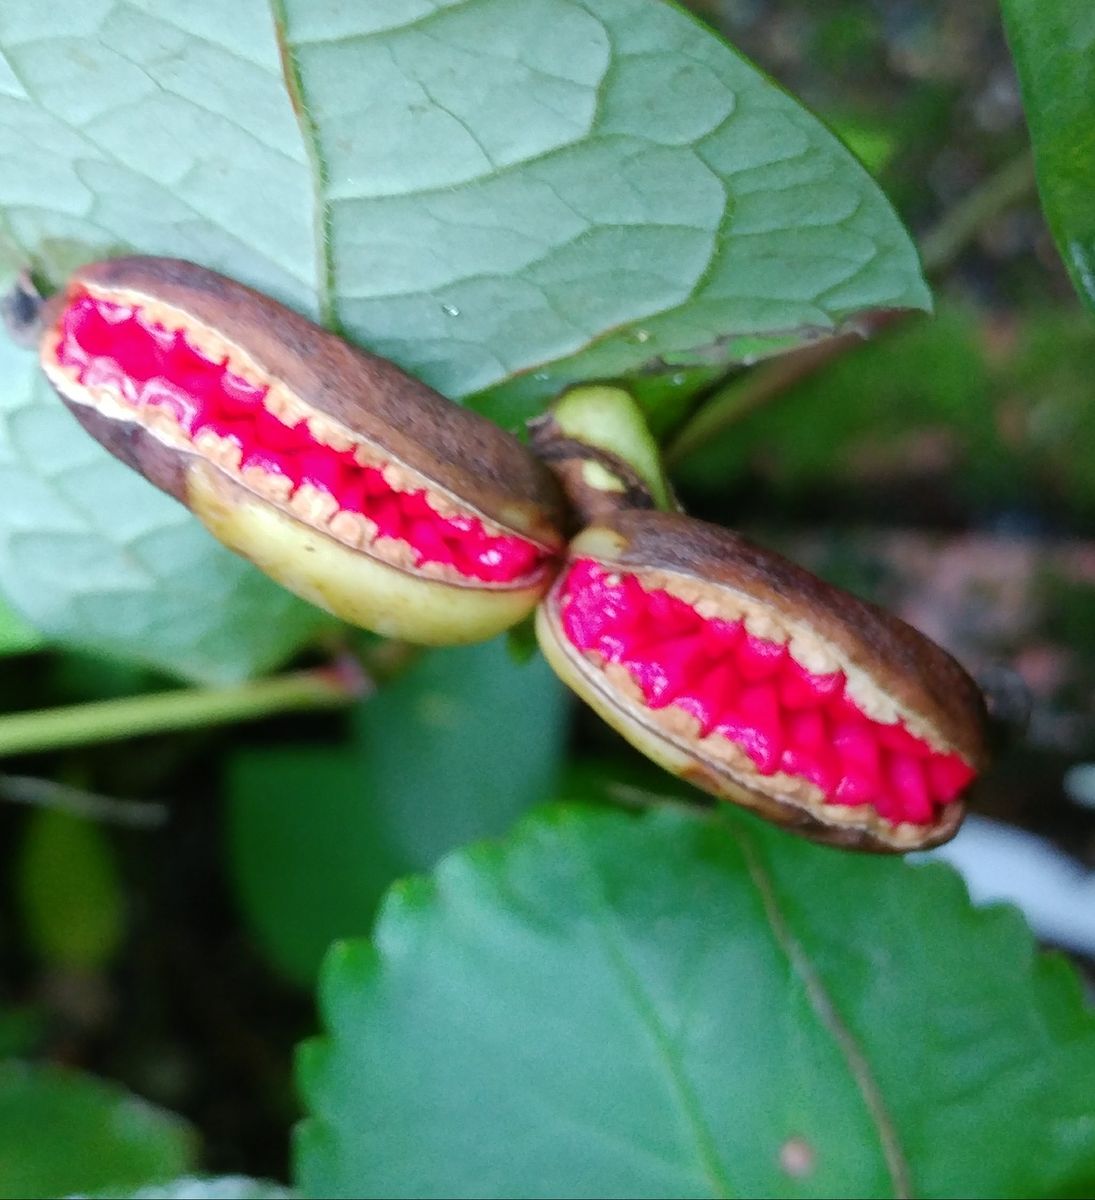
[35,257,565,644]
[536,511,988,852]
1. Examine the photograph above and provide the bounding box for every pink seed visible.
[736,632,787,682]
[927,754,975,801]
[888,755,933,824]
[715,683,783,774]
[877,721,931,757]
[779,664,844,709]
[832,720,881,776]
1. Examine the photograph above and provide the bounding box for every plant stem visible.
[664,150,1039,467]
[664,311,901,466]
[919,152,1036,275]
[0,666,362,758]
[0,773,168,827]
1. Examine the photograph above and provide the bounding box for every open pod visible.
[537,511,988,852]
[35,257,566,645]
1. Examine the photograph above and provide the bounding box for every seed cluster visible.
[560,559,974,826]
[55,293,544,585]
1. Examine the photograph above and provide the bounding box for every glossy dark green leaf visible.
[297,805,1095,1199]
[1002,0,1095,311]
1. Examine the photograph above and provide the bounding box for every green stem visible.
[664,313,899,467]
[0,666,361,758]
[919,152,1036,276]
[665,150,1039,467]
[0,773,168,827]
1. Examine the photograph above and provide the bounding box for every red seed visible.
[780,745,840,794]
[833,769,880,808]
[833,720,882,777]
[888,754,933,824]
[787,709,828,753]
[927,753,976,801]
[736,632,788,682]
[877,721,931,757]
[716,683,783,774]
[627,634,705,709]
[678,660,741,738]
[779,663,844,709]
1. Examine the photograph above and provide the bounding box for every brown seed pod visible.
[34,257,566,644]
[536,511,988,852]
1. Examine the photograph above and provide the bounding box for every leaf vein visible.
[739,830,913,1199]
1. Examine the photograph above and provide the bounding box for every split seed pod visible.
[35,258,565,644]
[536,510,988,852]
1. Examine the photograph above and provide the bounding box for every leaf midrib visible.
[268,0,338,332]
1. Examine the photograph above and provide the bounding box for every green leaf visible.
[74,1177,293,1200]
[227,638,569,984]
[296,805,1095,1200]
[0,0,321,307]
[0,338,330,683]
[0,0,925,403]
[1002,0,1095,311]
[0,1062,196,1199]
[16,808,125,970]
[273,0,929,423]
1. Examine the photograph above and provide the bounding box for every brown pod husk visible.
[38,257,568,644]
[536,510,988,852]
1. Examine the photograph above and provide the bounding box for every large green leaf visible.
[0,0,925,667]
[1002,0,1095,312]
[227,638,569,984]
[274,0,929,422]
[0,1062,196,1199]
[296,805,1095,1199]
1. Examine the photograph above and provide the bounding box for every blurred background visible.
[0,0,1093,1179]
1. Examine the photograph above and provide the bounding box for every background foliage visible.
[0,1,1093,1197]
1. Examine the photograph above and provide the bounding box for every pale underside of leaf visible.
[0,0,333,677]
[273,0,930,417]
